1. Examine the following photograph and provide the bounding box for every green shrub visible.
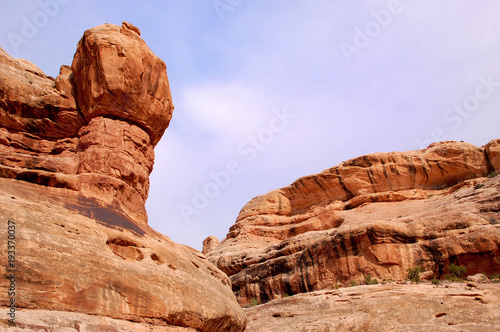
[449,263,466,279]
[282,293,289,298]
[364,274,378,285]
[491,273,499,280]
[474,183,485,189]
[350,280,358,287]
[250,298,258,306]
[444,274,462,282]
[487,171,497,178]
[406,267,421,282]
[331,284,340,290]
[431,278,440,286]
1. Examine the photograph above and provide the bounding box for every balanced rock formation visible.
[0,23,246,331]
[0,21,173,224]
[206,140,500,305]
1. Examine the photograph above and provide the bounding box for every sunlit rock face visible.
[244,283,500,331]
[0,22,246,331]
[0,21,174,223]
[206,139,500,306]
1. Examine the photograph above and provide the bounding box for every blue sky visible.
[1,1,500,250]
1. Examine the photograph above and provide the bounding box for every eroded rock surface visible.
[72,23,173,146]
[0,22,174,224]
[244,283,500,331]
[0,308,195,331]
[0,179,245,331]
[206,140,500,305]
[0,22,246,331]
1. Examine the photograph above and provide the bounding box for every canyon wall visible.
[206,140,500,305]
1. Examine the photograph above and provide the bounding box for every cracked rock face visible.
[0,22,246,331]
[206,140,500,305]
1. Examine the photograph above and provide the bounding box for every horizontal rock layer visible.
[206,140,500,305]
[0,308,195,331]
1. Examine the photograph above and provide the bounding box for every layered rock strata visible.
[0,22,246,331]
[0,21,173,224]
[206,140,500,305]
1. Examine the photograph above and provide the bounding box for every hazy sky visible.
[1,1,499,250]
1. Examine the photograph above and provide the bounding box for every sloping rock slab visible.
[0,178,246,331]
[244,283,500,332]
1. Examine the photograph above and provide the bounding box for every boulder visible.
[71,23,173,146]
[203,235,220,254]
[486,139,500,172]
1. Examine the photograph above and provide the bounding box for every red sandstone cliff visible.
[205,140,500,306]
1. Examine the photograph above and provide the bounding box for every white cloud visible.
[179,82,268,141]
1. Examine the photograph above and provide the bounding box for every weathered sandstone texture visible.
[0,21,174,224]
[203,235,221,254]
[0,22,246,331]
[206,140,500,305]
[0,179,245,331]
[244,282,500,331]
[0,308,194,331]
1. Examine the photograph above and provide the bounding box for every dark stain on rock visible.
[65,196,145,236]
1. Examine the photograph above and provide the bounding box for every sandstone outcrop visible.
[203,235,220,254]
[0,178,245,331]
[72,23,172,146]
[0,22,246,331]
[244,282,500,331]
[206,140,500,305]
[486,139,500,171]
[0,21,174,223]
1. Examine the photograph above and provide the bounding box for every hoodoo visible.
[0,22,246,331]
